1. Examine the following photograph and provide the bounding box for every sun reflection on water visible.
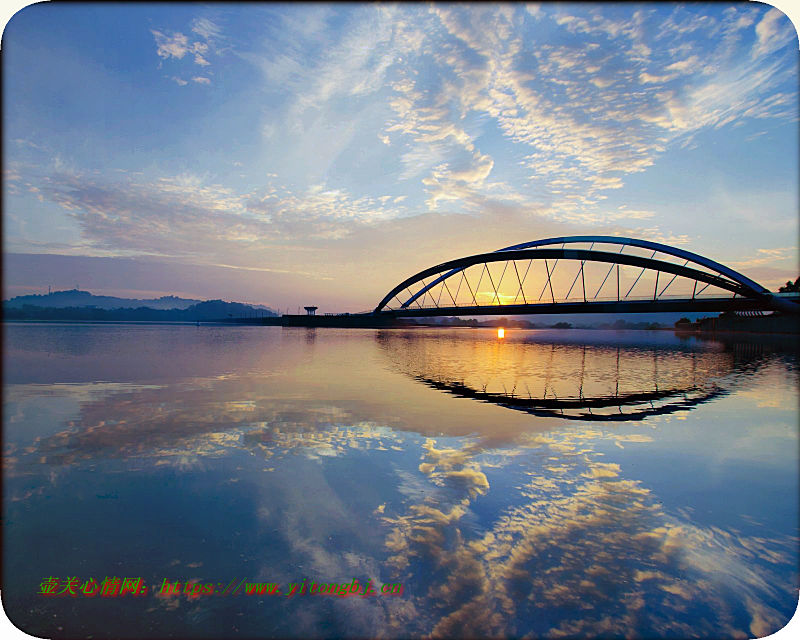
[2,325,798,638]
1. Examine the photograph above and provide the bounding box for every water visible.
[2,324,798,638]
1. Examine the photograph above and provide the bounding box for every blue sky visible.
[3,3,799,310]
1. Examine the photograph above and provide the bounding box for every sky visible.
[3,2,799,312]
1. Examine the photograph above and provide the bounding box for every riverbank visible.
[695,312,799,335]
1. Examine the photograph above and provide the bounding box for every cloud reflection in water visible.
[3,326,797,638]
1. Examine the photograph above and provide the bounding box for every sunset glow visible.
[3,5,798,635]
[3,3,798,311]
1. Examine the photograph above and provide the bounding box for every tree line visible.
[3,300,276,322]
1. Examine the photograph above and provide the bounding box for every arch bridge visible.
[373,236,799,317]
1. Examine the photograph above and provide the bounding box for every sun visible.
[497,328,505,339]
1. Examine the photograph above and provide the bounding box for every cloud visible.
[9,356,796,638]
[616,206,655,220]
[191,16,222,42]
[7,3,798,297]
[152,15,223,74]
[752,8,797,59]
[639,72,677,84]
[397,3,797,224]
[247,5,395,130]
[729,247,798,268]
[32,171,260,257]
[151,30,190,60]
[248,183,406,238]
[447,152,494,185]
[664,55,700,72]
[219,4,796,232]
[377,416,798,638]
[16,158,422,265]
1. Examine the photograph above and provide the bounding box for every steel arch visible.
[373,237,798,316]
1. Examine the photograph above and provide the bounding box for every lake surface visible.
[3,324,798,638]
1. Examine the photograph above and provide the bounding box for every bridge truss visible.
[373,236,799,317]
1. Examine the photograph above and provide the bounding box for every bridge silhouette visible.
[371,236,799,318]
[410,376,727,422]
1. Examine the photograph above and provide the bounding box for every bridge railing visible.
[373,236,800,316]
[381,291,751,311]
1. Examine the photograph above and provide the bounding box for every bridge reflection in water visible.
[5,325,798,638]
[376,329,761,421]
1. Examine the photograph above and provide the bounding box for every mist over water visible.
[3,324,798,638]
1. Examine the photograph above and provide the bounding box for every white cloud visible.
[639,72,676,84]
[447,152,494,185]
[730,247,797,268]
[152,16,222,76]
[151,30,190,60]
[617,207,655,220]
[752,8,796,59]
[10,3,797,273]
[191,17,222,42]
[664,56,700,72]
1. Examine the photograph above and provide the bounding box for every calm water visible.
[2,324,798,638]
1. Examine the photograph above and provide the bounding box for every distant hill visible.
[2,290,279,321]
[4,289,206,310]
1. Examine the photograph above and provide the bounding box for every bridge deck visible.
[375,294,800,318]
